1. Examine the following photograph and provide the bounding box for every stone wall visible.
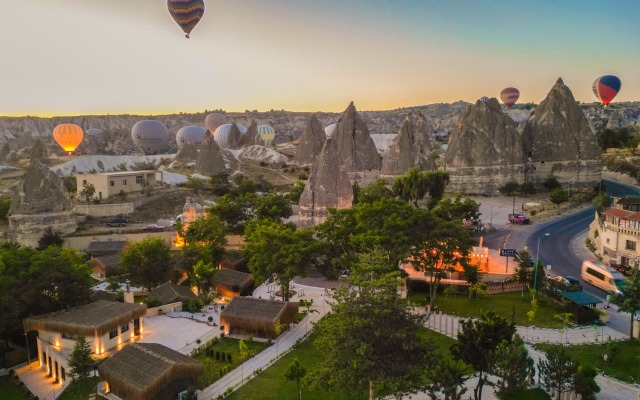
[73,203,134,217]
[529,159,602,188]
[445,164,525,195]
[8,212,77,248]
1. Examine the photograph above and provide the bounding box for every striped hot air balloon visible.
[257,125,276,145]
[592,75,621,106]
[205,113,227,134]
[53,124,84,155]
[167,0,205,39]
[500,87,520,109]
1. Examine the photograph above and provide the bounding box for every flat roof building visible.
[76,171,161,200]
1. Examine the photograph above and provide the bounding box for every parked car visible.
[106,216,128,227]
[142,224,164,232]
[508,214,530,225]
[611,264,632,276]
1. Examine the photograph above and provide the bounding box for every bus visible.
[581,259,626,294]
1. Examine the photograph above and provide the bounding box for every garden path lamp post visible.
[24,332,30,366]
[534,233,550,300]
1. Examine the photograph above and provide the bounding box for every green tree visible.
[209,172,232,196]
[542,175,561,191]
[310,254,435,400]
[61,176,78,194]
[121,237,171,290]
[593,192,611,213]
[207,195,248,234]
[184,213,228,269]
[532,259,547,292]
[549,188,570,212]
[67,336,94,381]
[184,176,208,194]
[513,249,534,296]
[37,227,64,250]
[253,191,292,220]
[519,181,536,195]
[191,260,216,297]
[611,268,640,339]
[244,219,323,300]
[392,167,449,208]
[0,196,10,221]
[79,183,95,203]
[452,311,517,400]
[431,195,481,222]
[357,178,394,204]
[538,346,578,400]
[499,181,519,196]
[425,358,468,400]
[490,335,533,398]
[410,219,471,312]
[285,358,307,400]
[287,179,306,203]
[573,365,600,400]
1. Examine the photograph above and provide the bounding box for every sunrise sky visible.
[2,0,639,116]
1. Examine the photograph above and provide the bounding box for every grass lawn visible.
[196,337,269,389]
[227,328,460,400]
[407,291,568,328]
[536,340,640,384]
[0,376,29,400]
[58,376,100,400]
[506,388,550,400]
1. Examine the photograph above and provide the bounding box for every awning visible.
[561,291,602,306]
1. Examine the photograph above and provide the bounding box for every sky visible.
[1,0,639,116]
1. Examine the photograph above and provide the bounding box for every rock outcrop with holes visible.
[332,102,381,173]
[380,111,435,176]
[175,142,199,162]
[522,78,601,187]
[293,115,326,166]
[8,160,77,247]
[298,137,353,228]
[444,98,525,194]
[195,134,226,176]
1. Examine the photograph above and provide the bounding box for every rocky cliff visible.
[332,102,381,173]
[174,142,199,162]
[380,111,435,176]
[29,139,49,163]
[239,120,263,148]
[293,115,326,166]
[298,137,353,228]
[195,134,227,176]
[444,98,525,194]
[523,78,602,187]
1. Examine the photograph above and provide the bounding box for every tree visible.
[573,365,600,400]
[253,191,292,220]
[209,172,232,196]
[499,181,519,196]
[67,337,94,381]
[244,219,323,301]
[410,219,471,312]
[431,195,481,223]
[549,188,570,213]
[593,192,611,213]
[191,260,216,297]
[184,176,208,194]
[61,176,77,194]
[310,254,435,400]
[79,183,95,203]
[207,195,248,234]
[287,179,306,203]
[452,311,517,400]
[121,237,171,290]
[538,346,578,399]
[532,259,547,293]
[425,358,468,400]
[357,178,394,204]
[0,196,10,221]
[542,175,561,191]
[285,358,307,400]
[519,181,536,195]
[392,167,449,208]
[490,335,533,398]
[611,268,640,339]
[184,213,228,269]
[513,249,534,296]
[37,227,64,250]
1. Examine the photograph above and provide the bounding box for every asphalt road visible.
[525,179,640,301]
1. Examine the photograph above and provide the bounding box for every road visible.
[525,179,640,302]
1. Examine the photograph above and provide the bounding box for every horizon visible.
[2,1,639,116]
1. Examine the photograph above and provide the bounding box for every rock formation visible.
[239,120,263,148]
[8,160,77,247]
[29,139,49,163]
[195,134,227,176]
[332,102,381,173]
[298,137,353,228]
[293,115,326,166]
[74,136,99,156]
[444,98,525,194]
[522,78,602,187]
[238,145,288,167]
[225,123,244,150]
[175,142,199,162]
[380,111,435,176]
[0,143,10,164]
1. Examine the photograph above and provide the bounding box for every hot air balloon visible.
[257,125,276,146]
[500,87,520,109]
[167,0,205,39]
[131,120,170,155]
[53,124,84,155]
[480,96,490,103]
[176,126,206,148]
[205,112,227,134]
[324,123,337,138]
[214,123,247,148]
[593,75,621,106]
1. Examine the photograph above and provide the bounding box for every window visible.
[60,367,65,382]
[122,180,127,186]
[82,180,87,185]
[586,267,605,281]
[121,324,129,333]
[109,329,118,339]
[626,240,636,251]
[136,176,143,185]
[110,180,115,187]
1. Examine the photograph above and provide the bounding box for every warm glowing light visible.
[54,340,60,348]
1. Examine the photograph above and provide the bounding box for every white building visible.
[75,171,161,200]
[594,196,640,267]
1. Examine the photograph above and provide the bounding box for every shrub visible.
[542,175,561,191]
[208,316,213,323]
[215,351,220,360]
[499,181,520,196]
[519,181,536,195]
[227,353,232,363]
[196,339,201,344]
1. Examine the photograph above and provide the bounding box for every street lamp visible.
[534,233,550,299]
[24,332,31,366]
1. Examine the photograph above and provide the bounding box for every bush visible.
[519,181,536,195]
[215,351,220,360]
[542,176,561,191]
[227,353,232,363]
[499,181,520,196]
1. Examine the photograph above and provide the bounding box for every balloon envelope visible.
[214,123,247,148]
[324,123,337,138]
[53,124,84,155]
[176,126,206,148]
[131,120,169,155]
[205,113,227,134]
[480,96,490,103]
[167,0,205,38]
[592,75,621,106]
[500,88,520,109]
[257,125,276,145]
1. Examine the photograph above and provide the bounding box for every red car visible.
[142,224,164,232]
[508,214,530,225]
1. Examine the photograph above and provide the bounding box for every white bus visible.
[581,259,626,294]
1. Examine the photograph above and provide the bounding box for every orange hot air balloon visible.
[53,124,84,155]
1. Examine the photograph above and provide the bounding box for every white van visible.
[581,259,627,294]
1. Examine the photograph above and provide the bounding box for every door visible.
[134,318,140,335]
